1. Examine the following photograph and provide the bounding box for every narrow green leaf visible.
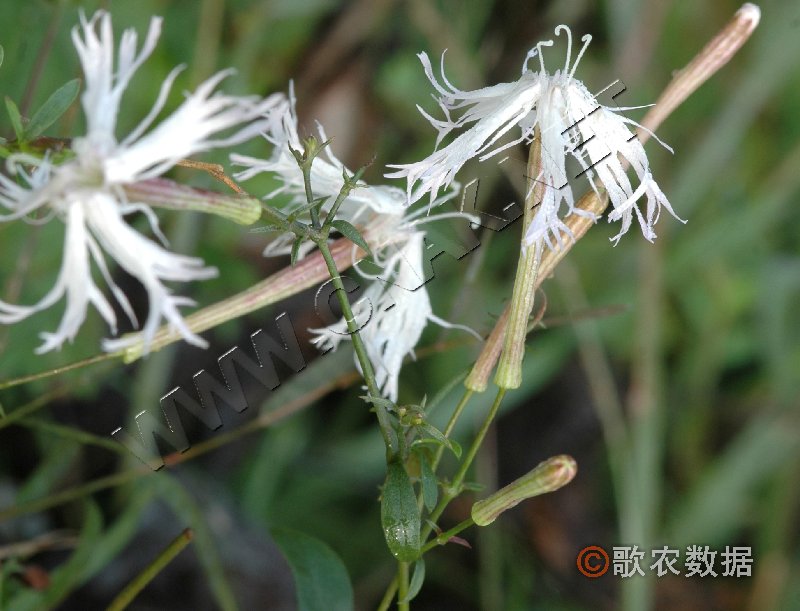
[290,236,303,266]
[361,395,396,412]
[272,527,354,611]
[412,423,462,459]
[399,559,425,604]
[5,97,24,141]
[25,79,80,139]
[381,462,421,562]
[330,219,372,255]
[0,46,4,69]
[419,453,438,512]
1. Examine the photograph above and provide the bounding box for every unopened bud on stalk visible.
[471,455,577,526]
[638,3,761,137]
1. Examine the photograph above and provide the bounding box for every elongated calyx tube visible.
[471,454,577,526]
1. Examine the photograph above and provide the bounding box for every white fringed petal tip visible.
[232,82,410,263]
[387,24,684,251]
[309,232,477,402]
[236,86,478,401]
[0,10,283,354]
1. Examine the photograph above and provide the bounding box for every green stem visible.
[316,238,396,459]
[295,145,397,459]
[107,529,194,611]
[0,353,114,393]
[0,388,70,429]
[396,562,410,611]
[430,388,473,473]
[447,388,506,503]
[420,517,474,554]
[376,576,398,611]
[18,417,130,454]
[0,469,145,522]
[421,387,506,543]
[301,163,322,229]
[320,175,353,232]
[0,376,330,522]
[260,200,319,241]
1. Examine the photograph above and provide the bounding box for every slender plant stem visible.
[18,417,130,454]
[0,372,341,522]
[320,172,357,231]
[421,387,506,543]
[0,387,70,430]
[376,576,398,611]
[0,469,145,522]
[300,163,322,229]
[396,562,410,611]
[430,388,473,473]
[295,145,397,459]
[316,239,396,459]
[420,517,474,554]
[293,145,407,609]
[107,528,194,611]
[447,387,506,503]
[0,352,115,393]
[411,384,474,542]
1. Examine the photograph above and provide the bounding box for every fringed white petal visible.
[392,25,681,248]
[0,10,273,355]
[309,232,475,401]
[232,83,410,257]
[82,193,217,353]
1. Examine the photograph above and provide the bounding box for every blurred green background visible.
[1,0,799,609]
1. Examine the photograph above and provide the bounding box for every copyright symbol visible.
[577,545,609,578]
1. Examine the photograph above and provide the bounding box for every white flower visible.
[0,10,283,354]
[310,232,475,401]
[386,25,683,249]
[232,83,411,259]
[233,89,477,400]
